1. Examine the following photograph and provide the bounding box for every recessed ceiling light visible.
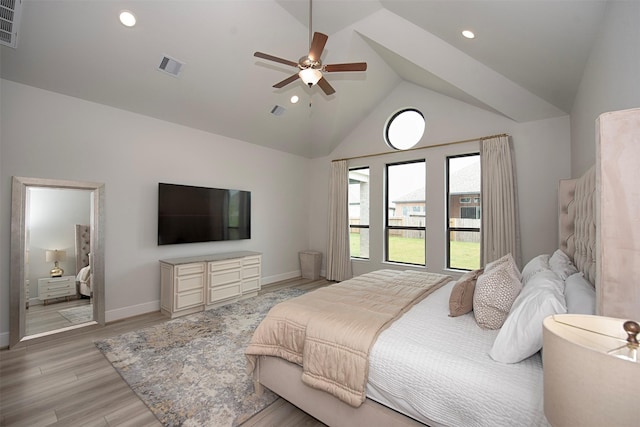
[462,30,475,39]
[119,10,136,27]
[290,95,299,104]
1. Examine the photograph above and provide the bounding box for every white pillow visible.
[474,259,522,330]
[549,249,578,280]
[490,270,566,363]
[76,265,91,282]
[521,254,550,285]
[564,272,596,315]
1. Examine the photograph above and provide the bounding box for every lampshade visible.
[45,249,67,262]
[543,314,640,427]
[299,68,322,86]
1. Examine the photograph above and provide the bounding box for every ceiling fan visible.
[253,0,367,95]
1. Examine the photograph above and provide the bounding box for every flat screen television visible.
[158,183,251,245]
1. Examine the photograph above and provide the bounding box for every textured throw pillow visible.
[473,263,522,330]
[549,249,578,280]
[490,270,566,363]
[485,253,522,281]
[521,254,550,285]
[449,268,484,317]
[564,272,596,315]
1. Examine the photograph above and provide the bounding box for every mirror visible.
[10,177,105,348]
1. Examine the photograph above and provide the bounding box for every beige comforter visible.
[246,269,452,407]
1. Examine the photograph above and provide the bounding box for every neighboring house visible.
[449,161,481,220]
[392,161,481,224]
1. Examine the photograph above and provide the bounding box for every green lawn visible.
[350,233,480,270]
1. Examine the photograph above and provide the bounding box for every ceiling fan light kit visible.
[299,68,323,86]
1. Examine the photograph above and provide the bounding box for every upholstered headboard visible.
[75,224,91,275]
[558,166,596,286]
[560,109,639,321]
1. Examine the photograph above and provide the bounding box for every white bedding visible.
[367,280,550,427]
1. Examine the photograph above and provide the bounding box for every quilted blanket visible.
[245,269,452,406]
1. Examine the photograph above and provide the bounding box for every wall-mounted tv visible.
[158,183,251,245]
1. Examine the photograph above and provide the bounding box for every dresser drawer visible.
[242,277,260,294]
[175,289,204,310]
[243,264,261,279]
[243,255,261,266]
[209,269,242,287]
[38,276,76,302]
[176,262,205,277]
[176,274,205,293]
[209,259,242,272]
[208,283,241,304]
[39,278,74,291]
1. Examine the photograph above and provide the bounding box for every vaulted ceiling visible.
[1,0,608,158]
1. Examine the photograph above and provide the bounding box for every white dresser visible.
[38,276,76,304]
[160,251,262,318]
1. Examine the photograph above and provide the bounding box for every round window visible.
[384,108,425,150]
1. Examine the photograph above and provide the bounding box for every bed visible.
[247,168,596,427]
[245,164,603,427]
[75,224,92,298]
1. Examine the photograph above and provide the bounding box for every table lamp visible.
[46,249,67,277]
[543,314,640,427]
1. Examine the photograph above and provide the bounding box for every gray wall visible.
[570,0,640,177]
[0,80,311,345]
[309,82,571,278]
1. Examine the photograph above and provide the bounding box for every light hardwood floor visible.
[0,277,330,427]
[26,298,92,336]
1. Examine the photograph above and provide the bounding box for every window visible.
[385,160,426,265]
[349,167,369,259]
[384,108,426,150]
[460,206,481,219]
[447,154,481,270]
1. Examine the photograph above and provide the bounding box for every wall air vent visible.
[0,0,22,48]
[271,105,286,116]
[157,55,184,77]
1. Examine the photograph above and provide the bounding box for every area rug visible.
[95,288,307,427]
[58,303,93,324]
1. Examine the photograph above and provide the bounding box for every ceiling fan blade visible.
[324,62,368,73]
[273,73,300,89]
[308,32,328,62]
[317,77,335,95]
[254,52,299,68]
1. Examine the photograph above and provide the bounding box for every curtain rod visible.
[331,133,510,163]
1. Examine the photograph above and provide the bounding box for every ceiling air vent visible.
[0,0,22,48]
[271,105,286,116]
[158,55,184,77]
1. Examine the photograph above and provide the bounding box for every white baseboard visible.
[261,270,302,286]
[3,272,325,342]
[105,300,160,323]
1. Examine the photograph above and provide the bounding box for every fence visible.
[350,217,480,242]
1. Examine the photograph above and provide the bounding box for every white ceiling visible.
[1,0,608,158]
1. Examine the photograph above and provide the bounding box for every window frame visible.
[384,108,426,150]
[349,166,370,260]
[384,159,426,266]
[446,153,481,271]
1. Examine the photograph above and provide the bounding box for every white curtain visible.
[480,135,522,267]
[326,160,352,281]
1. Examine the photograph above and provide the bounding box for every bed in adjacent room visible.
[75,224,92,298]
[245,165,600,427]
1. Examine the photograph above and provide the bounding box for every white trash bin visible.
[299,251,322,280]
